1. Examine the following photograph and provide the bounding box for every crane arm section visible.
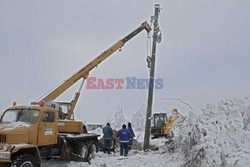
[39,21,151,102]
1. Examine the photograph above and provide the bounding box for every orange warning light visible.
[40,101,45,107]
[13,101,17,106]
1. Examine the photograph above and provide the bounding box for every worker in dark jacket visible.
[117,124,131,156]
[127,122,135,150]
[102,123,113,150]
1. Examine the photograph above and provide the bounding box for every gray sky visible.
[0,0,250,123]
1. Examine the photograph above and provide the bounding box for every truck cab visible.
[0,104,58,166]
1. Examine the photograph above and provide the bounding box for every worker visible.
[117,124,131,156]
[102,123,113,151]
[127,122,135,150]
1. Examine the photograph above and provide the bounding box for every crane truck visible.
[0,21,151,167]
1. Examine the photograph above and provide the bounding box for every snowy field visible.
[43,97,250,167]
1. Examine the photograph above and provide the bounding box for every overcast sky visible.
[0,0,250,123]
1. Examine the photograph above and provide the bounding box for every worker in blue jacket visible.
[102,123,113,150]
[127,122,135,150]
[117,124,131,156]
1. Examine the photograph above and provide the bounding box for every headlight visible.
[0,152,10,160]
[2,144,9,151]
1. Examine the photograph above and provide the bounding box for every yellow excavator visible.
[0,21,151,166]
[150,108,179,139]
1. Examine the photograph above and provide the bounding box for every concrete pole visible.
[143,4,161,151]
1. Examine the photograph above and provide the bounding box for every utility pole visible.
[143,4,161,150]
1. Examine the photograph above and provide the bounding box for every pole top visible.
[154,4,161,17]
[155,4,160,8]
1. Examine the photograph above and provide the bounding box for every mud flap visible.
[58,136,71,161]
[58,136,89,162]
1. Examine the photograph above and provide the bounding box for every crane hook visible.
[147,56,152,68]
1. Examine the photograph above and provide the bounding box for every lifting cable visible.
[146,29,152,68]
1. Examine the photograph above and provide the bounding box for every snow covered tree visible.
[105,106,129,130]
[131,104,146,131]
[174,97,250,167]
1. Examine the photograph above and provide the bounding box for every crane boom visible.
[39,21,151,102]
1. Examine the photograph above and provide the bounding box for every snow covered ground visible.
[42,139,184,167]
[89,150,182,167]
[42,152,182,167]
[43,97,250,167]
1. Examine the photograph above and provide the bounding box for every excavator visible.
[150,108,180,139]
[150,108,180,151]
[0,21,151,166]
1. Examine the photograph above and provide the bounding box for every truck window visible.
[1,110,18,122]
[1,109,40,124]
[18,110,40,123]
[42,112,55,122]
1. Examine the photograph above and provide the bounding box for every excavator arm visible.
[38,21,151,118]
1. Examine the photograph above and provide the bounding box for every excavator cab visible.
[150,109,179,139]
[150,113,168,139]
[152,113,168,128]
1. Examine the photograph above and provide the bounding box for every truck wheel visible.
[11,154,40,167]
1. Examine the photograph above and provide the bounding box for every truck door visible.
[38,111,57,146]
